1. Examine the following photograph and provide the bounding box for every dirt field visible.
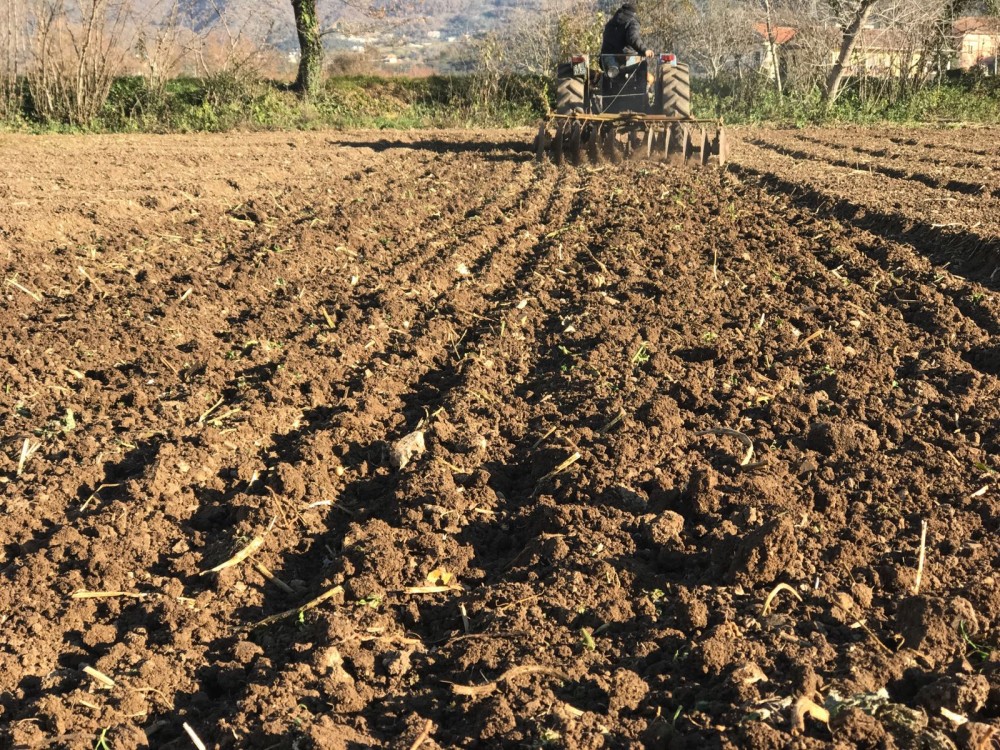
[1,126,998,749]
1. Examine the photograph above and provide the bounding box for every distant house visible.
[952,16,1000,72]
[752,22,797,79]
[753,22,797,47]
[848,27,915,76]
[752,22,931,80]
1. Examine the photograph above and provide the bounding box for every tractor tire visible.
[556,76,585,115]
[657,63,691,119]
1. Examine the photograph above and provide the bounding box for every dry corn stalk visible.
[762,582,803,615]
[82,665,116,689]
[792,696,829,733]
[451,665,571,698]
[253,585,344,628]
[695,427,755,466]
[201,536,265,575]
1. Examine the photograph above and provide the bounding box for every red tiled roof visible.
[753,22,797,45]
[856,27,910,51]
[953,16,1000,35]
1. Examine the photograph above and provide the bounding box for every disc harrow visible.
[536,113,729,167]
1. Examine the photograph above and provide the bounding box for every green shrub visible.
[692,72,1000,125]
[4,69,996,133]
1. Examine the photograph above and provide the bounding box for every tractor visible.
[536,52,728,166]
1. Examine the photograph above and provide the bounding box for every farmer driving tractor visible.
[600,2,655,90]
[600,3,653,66]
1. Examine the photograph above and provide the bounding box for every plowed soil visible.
[1,127,998,750]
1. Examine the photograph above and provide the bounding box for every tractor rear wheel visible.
[556,77,585,115]
[656,63,691,119]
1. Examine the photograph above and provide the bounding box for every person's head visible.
[620,2,637,12]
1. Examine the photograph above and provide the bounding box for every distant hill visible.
[123,0,548,73]
[132,0,533,70]
[149,0,532,44]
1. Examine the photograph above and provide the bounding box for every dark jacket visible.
[600,5,646,56]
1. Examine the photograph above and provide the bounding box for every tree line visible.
[0,0,996,127]
[475,0,999,113]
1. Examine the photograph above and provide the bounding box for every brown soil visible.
[1,127,998,749]
[793,130,998,179]
[739,127,1000,243]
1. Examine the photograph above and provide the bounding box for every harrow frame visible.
[536,111,729,167]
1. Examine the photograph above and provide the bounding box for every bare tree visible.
[290,0,438,97]
[476,0,604,77]
[25,0,139,124]
[821,0,958,107]
[876,0,952,96]
[675,0,757,79]
[471,0,604,111]
[190,0,285,80]
[777,1,836,94]
[133,0,190,93]
[1,0,25,118]
[292,0,321,96]
[822,0,877,105]
[760,0,786,95]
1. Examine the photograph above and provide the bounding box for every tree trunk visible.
[292,0,322,98]
[761,0,783,98]
[822,0,878,108]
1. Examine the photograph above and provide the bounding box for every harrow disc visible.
[665,123,677,160]
[602,125,622,164]
[535,121,548,162]
[715,127,730,166]
[625,130,643,161]
[534,117,729,168]
[568,121,584,165]
[698,128,710,166]
[587,123,601,164]
[552,121,566,165]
